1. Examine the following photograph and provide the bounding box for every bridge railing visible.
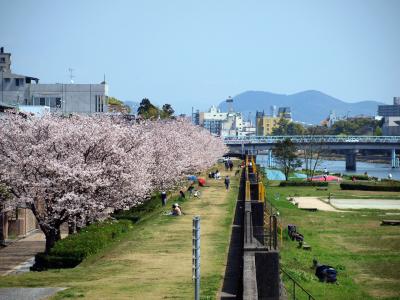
[224,135,400,144]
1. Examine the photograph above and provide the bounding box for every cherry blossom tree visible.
[0,113,226,253]
[0,114,153,252]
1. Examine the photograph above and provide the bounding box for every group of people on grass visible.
[161,191,183,216]
[224,159,234,171]
[208,169,221,179]
[161,160,236,217]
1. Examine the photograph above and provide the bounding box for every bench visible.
[316,187,328,191]
[300,208,318,212]
[298,241,312,250]
[381,220,400,226]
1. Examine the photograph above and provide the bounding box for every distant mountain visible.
[218,90,385,124]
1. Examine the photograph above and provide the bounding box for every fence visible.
[280,268,316,300]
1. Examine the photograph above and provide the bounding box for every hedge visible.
[279,181,328,187]
[342,174,369,181]
[340,181,400,192]
[32,220,133,271]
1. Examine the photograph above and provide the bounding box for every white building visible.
[0,47,108,114]
[195,105,255,137]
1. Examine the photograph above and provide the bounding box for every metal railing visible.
[224,135,400,145]
[280,268,316,300]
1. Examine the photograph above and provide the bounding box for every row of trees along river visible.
[0,113,226,252]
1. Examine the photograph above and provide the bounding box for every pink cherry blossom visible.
[0,113,226,252]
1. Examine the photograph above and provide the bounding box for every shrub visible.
[342,174,375,181]
[32,220,133,271]
[381,179,400,183]
[279,181,328,187]
[340,181,400,192]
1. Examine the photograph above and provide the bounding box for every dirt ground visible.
[288,197,339,211]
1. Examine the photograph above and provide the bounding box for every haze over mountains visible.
[218,90,384,124]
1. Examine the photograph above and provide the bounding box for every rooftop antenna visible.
[226,96,234,113]
[68,68,75,83]
[101,73,107,84]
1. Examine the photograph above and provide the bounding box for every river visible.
[257,155,400,180]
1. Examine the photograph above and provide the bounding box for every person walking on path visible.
[224,176,230,190]
[161,191,167,206]
[228,160,234,171]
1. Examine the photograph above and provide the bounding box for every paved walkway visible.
[289,197,340,212]
[0,232,45,276]
[0,288,66,300]
[331,198,400,210]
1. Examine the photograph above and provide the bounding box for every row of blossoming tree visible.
[0,113,226,252]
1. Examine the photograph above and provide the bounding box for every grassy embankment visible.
[0,164,239,299]
[266,181,400,300]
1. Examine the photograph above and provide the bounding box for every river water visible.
[257,155,400,180]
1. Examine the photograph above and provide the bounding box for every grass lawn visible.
[0,164,239,299]
[266,183,400,300]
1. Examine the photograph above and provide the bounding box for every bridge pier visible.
[392,149,399,168]
[268,150,273,168]
[345,150,358,171]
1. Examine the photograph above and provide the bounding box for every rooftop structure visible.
[378,97,400,117]
[0,47,108,114]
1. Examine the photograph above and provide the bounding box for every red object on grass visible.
[198,177,206,186]
[310,175,342,182]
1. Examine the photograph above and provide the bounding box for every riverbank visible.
[0,164,239,299]
[296,153,391,164]
[267,182,400,299]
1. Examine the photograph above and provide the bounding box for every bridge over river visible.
[224,135,400,170]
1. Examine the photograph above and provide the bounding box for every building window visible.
[15,78,20,86]
[95,95,104,112]
[4,78,10,83]
[0,57,5,63]
[56,98,62,108]
[39,98,45,106]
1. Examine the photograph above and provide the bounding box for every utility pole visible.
[192,216,201,300]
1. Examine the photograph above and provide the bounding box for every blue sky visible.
[1,0,399,114]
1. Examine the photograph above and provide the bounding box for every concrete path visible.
[331,199,400,210]
[0,287,66,300]
[0,232,45,276]
[289,197,339,212]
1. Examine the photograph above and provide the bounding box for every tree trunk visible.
[43,226,61,254]
[68,223,75,235]
[68,217,76,235]
[0,212,5,245]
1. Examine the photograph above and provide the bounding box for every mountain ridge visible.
[218,90,385,124]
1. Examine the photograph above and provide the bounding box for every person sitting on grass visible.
[171,203,182,216]
[179,190,185,199]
